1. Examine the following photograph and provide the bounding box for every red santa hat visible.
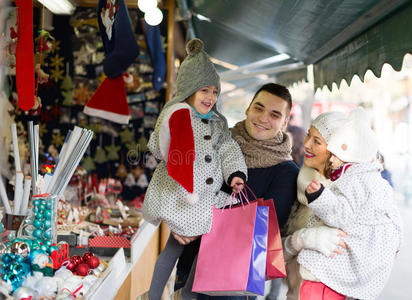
[158,103,198,204]
[83,75,130,124]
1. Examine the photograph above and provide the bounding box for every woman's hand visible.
[230,176,244,193]
[291,226,348,257]
[172,232,199,245]
[306,179,322,194]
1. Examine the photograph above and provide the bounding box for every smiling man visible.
[230,83,299,230]
[175,83,299,300]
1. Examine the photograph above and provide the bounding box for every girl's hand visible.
[230,177,244,193]
[306,179,321,194]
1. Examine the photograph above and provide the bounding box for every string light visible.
[137,0,157,13]
[144,7,163,26]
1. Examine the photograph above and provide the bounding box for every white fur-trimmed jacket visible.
[298,162,403,299]
[142,103,247,236]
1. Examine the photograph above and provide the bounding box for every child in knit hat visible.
[142,39,247,300]
[298,107,403,300]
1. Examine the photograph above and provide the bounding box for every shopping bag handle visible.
[243,183,258,201]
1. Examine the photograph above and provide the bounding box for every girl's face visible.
[303,126,330,174]
[186,85,218,114]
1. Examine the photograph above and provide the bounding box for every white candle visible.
[0,177,12,214]
[11,123,21,172]
[21,176,31,215]
[14,171,24,214]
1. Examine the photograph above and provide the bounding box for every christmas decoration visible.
[84,76,130,124]
[105,143,121,160]
[82,156,96,172]
[15,0,34,111]
[98,0,139,78]
[119,127,134,144]
[73,83,92,105]
[94,147,108,164]
[51,131,64,148]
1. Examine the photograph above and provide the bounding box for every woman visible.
[283,112,349,300]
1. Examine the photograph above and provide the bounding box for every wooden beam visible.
[165,0,175,102]
[73,0,138,8]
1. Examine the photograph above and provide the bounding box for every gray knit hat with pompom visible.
[165,39,221,108]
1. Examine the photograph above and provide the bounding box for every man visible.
[175,83,299,299]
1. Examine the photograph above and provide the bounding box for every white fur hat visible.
[311,111,347,144]
[327,107,378,163]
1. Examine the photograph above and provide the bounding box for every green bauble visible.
[44,220,52,229]
[44,210,52,219]
[33,219,43,229]
[33,229,43,239]
[42,230,52,240]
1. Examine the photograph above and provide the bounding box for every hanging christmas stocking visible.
[97,0,139,78]
[144,21,166,91]
[15,0,34,111]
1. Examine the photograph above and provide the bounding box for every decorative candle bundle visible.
[44,126,94,199]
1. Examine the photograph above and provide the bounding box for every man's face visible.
[245,91,290,140]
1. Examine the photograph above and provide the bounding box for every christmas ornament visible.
[82,252,93,262]
[51,39,61,53]
[105,143,120,160]
[50,54,64,69]
[51,131,64,148]
[138,135,148,152]
[73,83,92,105]
[119,127,134,143]
[38,123,47,137]
[86,256,99,269]
[94,146,108,164]
[50,65,64,82]
[70,255,82,266]
[10,242,30,258]
[82,155,96,172]
[75,263,89,276]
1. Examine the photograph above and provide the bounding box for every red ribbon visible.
[62,284,84,298]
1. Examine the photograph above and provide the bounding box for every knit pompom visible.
[348,107,368,124]
[186,38,204,55]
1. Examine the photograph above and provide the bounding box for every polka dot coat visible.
[298,162,403,299]
[142,104,247,236]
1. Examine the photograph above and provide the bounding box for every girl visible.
[300,108,403,300]
[142,39,247,300]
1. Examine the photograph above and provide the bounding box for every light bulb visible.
[138,0,157,13]
[144,7,163,26]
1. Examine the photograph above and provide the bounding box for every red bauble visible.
[75,263,90,276]
[66,261,76,272]
[70,255,83,265]
[87,256,100,269]
[82,251,94,262]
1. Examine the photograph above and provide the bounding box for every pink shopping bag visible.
[192,201,268,296]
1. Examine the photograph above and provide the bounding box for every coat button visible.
[204,135,211,140]
[206,177,214,185]
[201,119,209,124]
[205,155,212,163]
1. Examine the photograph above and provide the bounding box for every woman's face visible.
[303,126,329,174]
